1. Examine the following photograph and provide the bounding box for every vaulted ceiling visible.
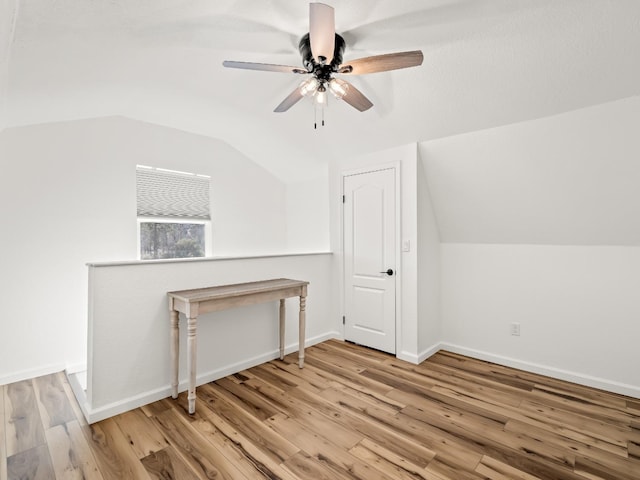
[1,0,639,181]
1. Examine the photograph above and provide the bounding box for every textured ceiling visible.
[1,0,639,181]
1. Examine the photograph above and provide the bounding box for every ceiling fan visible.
[222,2,424,115]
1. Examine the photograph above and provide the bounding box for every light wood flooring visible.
[2,339,639,479]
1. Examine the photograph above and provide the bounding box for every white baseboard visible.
[440,342,640,399]
[65,362,88,376]
[81,331,341,423]
[417,343,442,364]
[397,342,442,365]
[0,363,67,386]
[67,370,91,422]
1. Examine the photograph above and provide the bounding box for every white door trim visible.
[340,161,402,357]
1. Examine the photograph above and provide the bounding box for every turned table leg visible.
[298,290,306,368]
[279,299,286,360]
[187,315,198,414]
[170,310,179,399]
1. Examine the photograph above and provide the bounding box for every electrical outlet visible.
[510,322,521,336]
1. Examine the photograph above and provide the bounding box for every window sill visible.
[86,251,333,268]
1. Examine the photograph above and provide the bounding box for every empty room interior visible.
[1,1,639,479]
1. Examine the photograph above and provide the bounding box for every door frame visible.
[340,161,403,357]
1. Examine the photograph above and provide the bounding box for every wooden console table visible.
[167,278,308,414]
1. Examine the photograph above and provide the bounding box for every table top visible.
[167,278,308,303]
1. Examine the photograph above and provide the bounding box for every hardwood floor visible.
[2,339,639,479]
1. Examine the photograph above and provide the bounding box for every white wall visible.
[441,244,640,396]
[420,97,640,397]
[286,174,330,252]
[0,0,17,132]
[84,253,335,422]
[0,116,291,384]
[416,153,441,358]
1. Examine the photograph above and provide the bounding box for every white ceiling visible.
[1,0,639,181]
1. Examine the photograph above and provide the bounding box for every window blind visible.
[136,167,210,220]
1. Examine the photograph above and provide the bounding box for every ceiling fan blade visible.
[341,81,373,112]
[340,50,424,75]
[309,3,335,64]
[274,88,305,112]
[223,61,307,74]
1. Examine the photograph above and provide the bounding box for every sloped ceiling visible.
[420,97,640,245]
[1,0,639,181]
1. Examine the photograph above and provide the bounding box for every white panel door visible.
[343,168,396,354]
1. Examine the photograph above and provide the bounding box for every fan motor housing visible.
[299,33,345,78]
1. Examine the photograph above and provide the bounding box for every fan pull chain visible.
[314,106,326,129]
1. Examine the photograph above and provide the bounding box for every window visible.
[136,165,212,260]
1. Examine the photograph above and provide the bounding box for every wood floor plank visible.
[390,359,525,408]
[32,374,75,429]
[424,457,488,480]
[278,357,341,392]
[520,399,632,447]
[422,351,538,391]
[0,385,6,480]
[326,339,393,363]
[400,403,587,478]
[6,444,55,480]
[152,407,247,480]
[533,382,629,411]
[139,398,173,419]
[4,380,46,457]
[242,378,363,450]
[628,399,640,416]
[82,417,151,479]
[424,384,628,458]
[389,383,511,425]
[360,367,437,399]
[474,455,542,480]
[630,421,640,463]
[349,438,436,480]
[112,409,169,459]
[266,413,396,480]
[141,446,202,480]
[505,418,628,463]
[306,386,437,468]
[212,377,284,421]
[200,409,299,480]
[303,353,394,396]
[392,399,584,480]
[301,360,397,402]
[251,361,324,394]
[192,417,299,480]
[574,454,640,480]
[196,383,300,463]
[330,379,407,413]
[530,387,636,427]
[4,345,640,480]
[312,341,390,371]
[45,420,104,480]
[282,450,353,480]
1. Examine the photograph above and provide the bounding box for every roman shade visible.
[136,166,210,220]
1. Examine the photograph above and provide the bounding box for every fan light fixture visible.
[300,77,347,103]
[299,77,319,96]
[328,78,349,99]
[315,85,328,106]
[222,2,424,128]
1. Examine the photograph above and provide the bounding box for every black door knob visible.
[379,269,394,276]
